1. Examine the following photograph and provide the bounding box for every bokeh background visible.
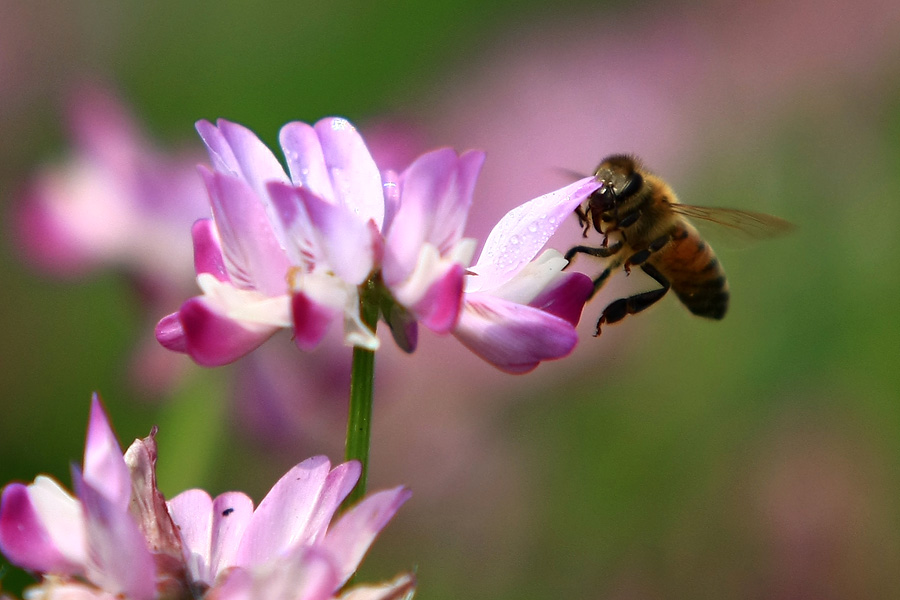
[3,0,900,598]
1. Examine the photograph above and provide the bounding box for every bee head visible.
[592,155,644,211]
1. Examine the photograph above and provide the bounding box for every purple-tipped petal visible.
[323,487,412,587]
[155,312,188,353]
[292,291,341,352]
[234,456,338,568]
[313,118,384,229]
[192,218,228,281]
[471,176,601,290]
[411,262,465,334]
[175,296,279,366]
[528,271,593,327]
[83,395,130,509]
[454,293,581,373]
[278,121,335,201]
[201,169,291,296]
[0,482,83,574]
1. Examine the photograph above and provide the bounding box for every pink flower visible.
[453,177,599,373]
[157,117,599,371]
[0,396,413,600]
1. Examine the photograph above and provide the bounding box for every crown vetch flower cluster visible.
[156,117,600,373]
[0,396,413,600]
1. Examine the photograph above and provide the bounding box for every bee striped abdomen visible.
[653,224,729,320]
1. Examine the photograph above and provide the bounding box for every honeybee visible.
[565,154,794,335]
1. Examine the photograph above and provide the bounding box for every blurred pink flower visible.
[0,396,413,600]
[158,117,598,371]
[9,86,210,393]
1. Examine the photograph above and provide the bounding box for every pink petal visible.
[83,395,130,509]
[234,456,349,568]
[383,149,483,284]
[155,312,188,353]
[278,121,336,201]
[171,296,279,366]
[313,118,384,229]
[454,293,581,374]
[0,483,80,574]
[201,169,291,296]
[73,472,156,600]
[166,490,213,583]
[192,218,228,281]
[323,487,412,587]
[293,185,375,285]
[527,271,593,327]
[196,120,289,198]
[410,263,465,334]
[167,490,254,585]
[209,547,339,600]
[471,176,601,290]
[292,291,341,351]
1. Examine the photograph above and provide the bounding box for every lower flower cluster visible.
[0,396,413,600]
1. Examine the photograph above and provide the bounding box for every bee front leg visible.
[564,240,623,264]
[594,263,670,336]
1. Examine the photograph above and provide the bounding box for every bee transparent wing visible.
[668,204,795,241]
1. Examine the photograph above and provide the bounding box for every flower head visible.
[157,117,599,371]
[0,396,413,600]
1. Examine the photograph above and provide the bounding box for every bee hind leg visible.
[594,263,670,336]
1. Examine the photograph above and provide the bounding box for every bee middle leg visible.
[594,263,670,336]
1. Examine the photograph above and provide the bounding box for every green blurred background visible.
[2,0,900,598]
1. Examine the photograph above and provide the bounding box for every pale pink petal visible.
[82,395,130,509]
[192,218,228,281]
[469,176,600,290]
[234,456,335,568]
[209,547,339,600]
[322,487,411,587]
[278,121,336,201]
[313,118,384,229]
[298,461,361,546]
[201,169,290,296]
[0,482,81,574]
[165,296,279,366]
[166,489,213,584]
[168,490,254,585]
[454,293,581,373]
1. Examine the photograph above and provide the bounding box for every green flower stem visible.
[343,280,380,509]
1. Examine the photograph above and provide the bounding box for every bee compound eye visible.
[619,172,643,198]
